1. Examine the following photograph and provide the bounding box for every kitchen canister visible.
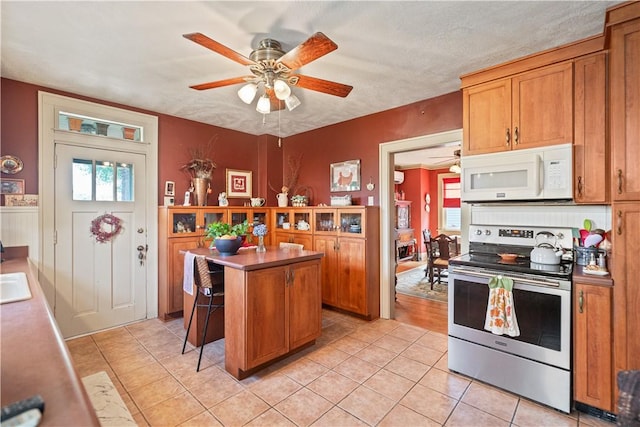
[575,246,604,266]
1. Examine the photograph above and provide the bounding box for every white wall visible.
[0,207,40,265]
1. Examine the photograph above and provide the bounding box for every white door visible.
[54,143,147,337]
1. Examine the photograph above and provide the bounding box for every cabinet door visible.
[337,238,367,315]
[612,202,640,376]
[463,79,512,155]
[314,236,339,306]
[574,282,612,411]
[168,237,201,315]
[288,261,322,349]
[610,19,640,201]
[574,53,608,204]
[245,267,288,369]
[512,62,573,150]
[167,208,199,236]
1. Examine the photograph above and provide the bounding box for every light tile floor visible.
[67,310,613,427]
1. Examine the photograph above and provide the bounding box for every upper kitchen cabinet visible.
[574,52,609,204]
[462,61,573,156]
[608,5,640,201]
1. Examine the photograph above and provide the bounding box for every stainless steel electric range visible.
[448,224,574,413]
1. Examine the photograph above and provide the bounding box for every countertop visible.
[573,264,613,286]
[0,258,99,426]
[185,246,324,270]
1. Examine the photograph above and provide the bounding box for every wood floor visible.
[394,259,448,335]
[394,293,448,335]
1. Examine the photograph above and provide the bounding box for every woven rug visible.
[395,266,448,302]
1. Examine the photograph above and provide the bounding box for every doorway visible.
[378,129,468,321]
[39,92,159,338]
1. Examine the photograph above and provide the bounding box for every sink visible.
[0,272,32,304]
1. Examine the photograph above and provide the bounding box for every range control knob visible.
[476,229,483,235]
[485,229,492,236]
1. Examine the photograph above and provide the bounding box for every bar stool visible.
[181,256,224,372]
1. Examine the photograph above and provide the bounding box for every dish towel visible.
[484,275,520,337]
[183,251,195,296]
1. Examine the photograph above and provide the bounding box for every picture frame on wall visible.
[164,181,175,196]
[226,169,252,198]
[330,160,360,192]
[0,178,25,195]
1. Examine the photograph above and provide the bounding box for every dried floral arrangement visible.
[181,136,218,179]
[269,153,312,199]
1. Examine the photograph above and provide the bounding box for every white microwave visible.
[461,144,572,202]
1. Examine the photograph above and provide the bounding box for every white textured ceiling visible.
[1,1,619,143]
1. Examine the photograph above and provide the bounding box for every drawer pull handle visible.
[617,169,623,194]
[505,128,510,146]
[617,210,623,235]
[579,290,584,313]
[514,127,519,145]
[577,176,583,197]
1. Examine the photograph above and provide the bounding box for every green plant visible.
[206,220,249,239]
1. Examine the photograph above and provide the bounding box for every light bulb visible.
[256,94,271,114]
[449,163,461,174]
[237,83,258,104]
[284,94,301,111]
[273,79,291,100]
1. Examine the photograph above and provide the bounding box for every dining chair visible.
[181,256,224,372]
[279,242,304,250]
[426,233,458,289]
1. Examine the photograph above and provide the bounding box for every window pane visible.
[72,158,93,201]
[444,208,461,230]
[96,161,114,201]
[116,162,134,201]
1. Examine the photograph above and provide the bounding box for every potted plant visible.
[205,220,248,255]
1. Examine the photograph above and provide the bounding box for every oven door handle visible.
[450,267,560,288]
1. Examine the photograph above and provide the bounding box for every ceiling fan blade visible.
[265,88,285,111]
[183,32,255,66]
[277,32,338,71]
[292,75,353,97]
[189,76,255,91]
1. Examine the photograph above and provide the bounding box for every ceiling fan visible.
[183,32,353,114]
[431,149,461,173]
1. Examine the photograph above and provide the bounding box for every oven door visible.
[448,266,571,370]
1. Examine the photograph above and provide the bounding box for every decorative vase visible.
[256,235,266,253]
[122,127,136,140]
[96,123,109,136]
[276,192,288,207]
[192,177,210,206]
[68,117,83,132]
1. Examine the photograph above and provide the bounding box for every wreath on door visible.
[90,213,123,243]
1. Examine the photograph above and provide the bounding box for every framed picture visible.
[0,178,25,195]
[164,181,175,196]
[4,194,38,206]
[226,169,252,198]
[330,160,360,192]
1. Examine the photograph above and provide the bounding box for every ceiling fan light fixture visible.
[273,79,291,100]
[449,162,461,174]
[238,83,258,104]
[284,94,301,111]
[256,94,271,114]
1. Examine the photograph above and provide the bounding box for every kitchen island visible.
[0,253,99,426]
[185,247,323,379]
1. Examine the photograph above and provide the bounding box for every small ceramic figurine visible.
[218,192,229,207]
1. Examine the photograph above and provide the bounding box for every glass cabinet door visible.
[339,209,365,236]
[170,210,198,236]
[274,210,291,231]
[203,209,226,231]
[292,209,312,232]
[314,209,337,234]
[229,210,248,227]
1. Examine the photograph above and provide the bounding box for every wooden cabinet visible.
[574,52,609,204]
[611,202,640,374]
[574,280,613,412]
[228,207,272,246]
[463,62,573,155]
[224,259,321,378]
[609,15,640,201]
[273,208,313,248]
[158,206,226,319]
[312,207,380,319]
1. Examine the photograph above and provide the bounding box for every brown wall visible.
[281,92,462,206]
[1,77,461,208]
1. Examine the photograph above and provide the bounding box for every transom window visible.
[72,158,134,201]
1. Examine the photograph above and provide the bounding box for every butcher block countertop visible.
[0,257,99,426]
[185,246,324,270]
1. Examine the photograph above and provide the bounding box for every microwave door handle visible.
[534,155,542,196]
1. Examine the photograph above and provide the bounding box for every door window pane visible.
[116,162,134,201]
[96,161,115,201]
[72,158,93,201]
